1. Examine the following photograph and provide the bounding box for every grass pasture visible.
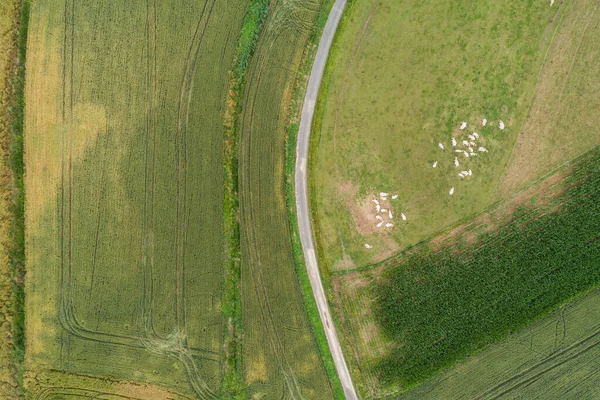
[495,0,600,198]
[312,0,563,270]
[331,146,600,396]
[25,0,246,397]
[238,0,336,398]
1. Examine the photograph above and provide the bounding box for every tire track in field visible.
[476,326,600,399]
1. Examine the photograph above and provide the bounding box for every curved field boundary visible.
[55,1,222,398]
[294,0,357,399]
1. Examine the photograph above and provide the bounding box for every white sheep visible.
[481,118,487,126]
[388,210,393,219]
[463,151,470,158]
[376,204,381,213]
[473,132,479,138]
[454,157,459,167]
[385,223,394,228]
[460,170,469,176]
[470,152,477,157]
[468,147,474,153]
[380,192,389,197]
[460,122,467,130]
[458,173,465,178]
[499,120,505,130]
[401,213,407,221]
[377,221,384,228]
[452,138,457,147]
[381,208,387,213]
[391,194,399,200]
[478,146,488,152]
[469,141,476,146]
[449,187,455,195]
[455,149,463,153]
[433,161,438,168]
[462,140,469,146]
[376,215,383,221]
[468,169,472,176]
[364,243,373,249]
[372,199,379,205]
[468,134,475,141]
[438,143,445,150]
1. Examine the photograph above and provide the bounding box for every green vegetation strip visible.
[375,147,600,389]
[221,0,269,397]
[8,0,29,392]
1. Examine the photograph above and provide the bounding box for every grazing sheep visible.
[468,169,472,176]
[388,210,393,219]
[372,199,379,205]
[380,192,389,197]
[478,146,488,152]
[454,157,459,167]
[433,161,438,168]
[462,140,469,146]
[376,205,381,213]
[468,134,475,141]
[452,138,457,146]
[449,187,455,195]
[460,122,467,130]
[499,120,505,130]
[463,151,470,158]
[460,170,469,176]
[469,141,476,146]
[381,208,387,213]
[458,173,465,178]
[473,132,479,138]
[364,243,373,249]
[470,152,477,157]
[385,223,394,228]
[377,221,384,228]
[392,194,399,199]
[438,143,445,150]
[455,149,463,153]
[468,147,474,152]
[481,118,487,126]
[376,215,383,221]
[401,213,407,221]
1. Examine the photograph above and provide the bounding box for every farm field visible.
[311,0,569,270]
[331,146,600,397]
[237,0,336,398]
[24,0,246,397]
[0,0,21,397]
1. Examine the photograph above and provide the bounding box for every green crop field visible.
[331,146,600,397]
[395,287,600,400]
[238,0,336,398]
[24,0,246,397]
[311,0,590,270]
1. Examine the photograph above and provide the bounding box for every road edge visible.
[294,1,357,399]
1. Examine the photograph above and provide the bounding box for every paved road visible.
[294,1,358,399]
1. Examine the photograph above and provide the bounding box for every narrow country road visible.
[294,1,358,399]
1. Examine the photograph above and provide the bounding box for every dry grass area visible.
[0,0,20,397]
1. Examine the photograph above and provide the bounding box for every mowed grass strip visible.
[312,0,560,270]
[238,0,335,398]
[374,147,600,389]
[25,0,246,397]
